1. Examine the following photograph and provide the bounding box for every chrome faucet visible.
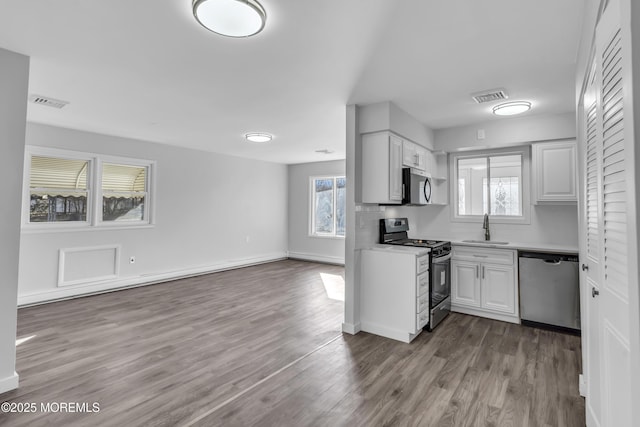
[483,214,490,241]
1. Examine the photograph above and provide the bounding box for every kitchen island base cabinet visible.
[451,246,519,324]
[360,248,429,343]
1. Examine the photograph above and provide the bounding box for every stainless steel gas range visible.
[380,218,452,330]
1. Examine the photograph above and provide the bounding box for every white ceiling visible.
[0,1,584,164]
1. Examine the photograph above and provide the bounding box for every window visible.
[102,163,148,222]
[310,176,345,237]
[29,156,90,223]
[24,147,155,229]
[451,148,530,223]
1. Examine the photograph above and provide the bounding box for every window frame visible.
[309,175,346,239]
[22,146,156,232]
[450,146,530,224]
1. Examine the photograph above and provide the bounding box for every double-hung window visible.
[310,176,346,237]
[24,147,155,229]
[451,147,530,223]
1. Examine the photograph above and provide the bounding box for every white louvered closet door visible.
[592,0,632,425]
[581,57,603,426]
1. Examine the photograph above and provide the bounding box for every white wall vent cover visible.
[471,89,508,104]
[29,94,69,109]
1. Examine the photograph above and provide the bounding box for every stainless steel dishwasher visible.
[518,251,580,333]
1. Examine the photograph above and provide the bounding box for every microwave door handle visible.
[424,178,432,203]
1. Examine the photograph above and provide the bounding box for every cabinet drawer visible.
[417,254,430,274]
[417,292,430,314]
[416,272,429,297]
[453,246,515,265]
[417,308,429,329]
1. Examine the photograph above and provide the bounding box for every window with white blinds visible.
[601,27,627,298]
[24,147,155,228]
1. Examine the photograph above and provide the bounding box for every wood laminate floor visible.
[0,259,584,427]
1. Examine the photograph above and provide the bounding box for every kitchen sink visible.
[462,240,510,245]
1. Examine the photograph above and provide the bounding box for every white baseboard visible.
[451,305,520,325]
[0,372,19,394]
[342,322,361,335]
[287,251,345,266]
[579,374,586,397]
[18,252,288,306]
[360,321,420,343]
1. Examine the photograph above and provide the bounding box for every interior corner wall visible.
[287,160,346,264]
[18,123,288,305]
[0,48,28,394]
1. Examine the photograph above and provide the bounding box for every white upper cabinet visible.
[533,140,577,203]
[361,131,403,204]
[402,140,428,171]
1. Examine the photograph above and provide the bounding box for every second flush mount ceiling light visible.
[193,0,267,37]
[492,101,532,116]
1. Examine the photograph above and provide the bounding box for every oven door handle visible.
[432,253,451,262]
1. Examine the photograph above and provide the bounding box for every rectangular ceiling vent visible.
[29,94,69,109]
[471,89,508,104]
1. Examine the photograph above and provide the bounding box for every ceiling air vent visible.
[471,88,508,104]
[29,94,69,109]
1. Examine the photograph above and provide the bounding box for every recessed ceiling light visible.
[492,101,531,116]
[245,132,272,143]
[193,0,266,38]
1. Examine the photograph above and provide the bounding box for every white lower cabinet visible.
[451,246,519,323]
[360,248,429,343]
[451,261,481,307]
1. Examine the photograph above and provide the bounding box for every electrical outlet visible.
[129,256,136,264]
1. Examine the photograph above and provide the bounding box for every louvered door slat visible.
[586,100,600,260]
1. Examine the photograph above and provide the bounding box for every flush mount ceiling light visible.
[193,0,266,38]
[492,101,532,116]
[245,132,272,143]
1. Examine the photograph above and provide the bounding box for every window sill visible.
[309,234,346,240]
[22,224,156,234]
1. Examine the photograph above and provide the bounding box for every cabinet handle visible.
[476,265,479,278]
[482,266,485,279]
[474,254,489,258]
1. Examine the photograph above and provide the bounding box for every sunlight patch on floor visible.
[320,273,345,301]
[16,335,36,346]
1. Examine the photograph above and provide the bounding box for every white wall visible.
[288,160,346,264]
[18,123,288,305]
[389,204,579,247]
[435,112,576,152]
[0,48,28,394]
[358,101,435,150]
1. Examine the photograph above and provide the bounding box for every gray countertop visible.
[451,240,578,255]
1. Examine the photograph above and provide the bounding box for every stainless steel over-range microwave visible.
[402,167,432,205]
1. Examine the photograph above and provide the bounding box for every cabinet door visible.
[481,264,515,314]
[402,139,418,168]
[533,141,577,203]
[389,135,403,201]
[415,145,428,171]
[451,260,481,307]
